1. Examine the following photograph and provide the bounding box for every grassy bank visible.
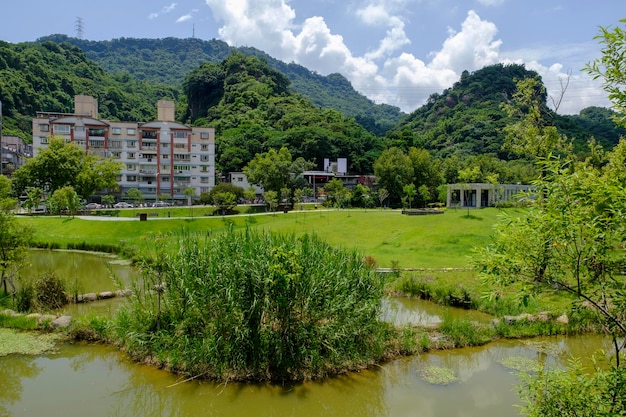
[19,207,520,268]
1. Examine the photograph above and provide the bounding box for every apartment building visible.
[32,95,215,202]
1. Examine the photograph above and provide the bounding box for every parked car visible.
[152,201,171,207]
[85,203,101,210]
[114,202,133,208]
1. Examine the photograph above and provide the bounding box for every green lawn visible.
[19,207,523,269]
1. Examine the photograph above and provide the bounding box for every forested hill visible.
[37,35,403,136]
[385,64,625,158]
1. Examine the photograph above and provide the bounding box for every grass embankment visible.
[19,207,514,268]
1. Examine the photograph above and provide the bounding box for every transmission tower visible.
[75,17,85,39]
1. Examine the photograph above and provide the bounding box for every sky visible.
[2,0,623,115]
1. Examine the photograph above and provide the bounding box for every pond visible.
[0,335,611,417]
[1,251,614,417]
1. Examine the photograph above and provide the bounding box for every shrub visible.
[116,227,389,381]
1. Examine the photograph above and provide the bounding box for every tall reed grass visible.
[115,227,394,381]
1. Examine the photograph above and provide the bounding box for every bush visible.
[116,227,389,381]
[33,272,67,310]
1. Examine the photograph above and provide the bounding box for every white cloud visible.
[148,2,178,20]
[177,14,192,23]
[203,1,608,114]
[163,3,178,13]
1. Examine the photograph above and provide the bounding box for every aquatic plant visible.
[115,227,393,381]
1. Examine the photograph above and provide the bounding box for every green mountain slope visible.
[385,64,624,158]
[37,35,404,135]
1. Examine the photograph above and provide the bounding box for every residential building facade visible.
[32,96,215,202]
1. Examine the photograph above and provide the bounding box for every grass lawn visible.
[18,207,524,269]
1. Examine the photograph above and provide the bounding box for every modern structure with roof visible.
[32,95,215,203]
[446,183,534,208]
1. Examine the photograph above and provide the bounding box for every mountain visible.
[385,63,624,159]
[37,35,404,136]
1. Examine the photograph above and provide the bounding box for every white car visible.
[152,201,171,207]
[114,202,133,208]
[85,203,102,210]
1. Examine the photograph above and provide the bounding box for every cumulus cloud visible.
[203,1,608,114]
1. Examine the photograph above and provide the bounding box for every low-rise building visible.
[446,183,534,208]
[32,95,215,203]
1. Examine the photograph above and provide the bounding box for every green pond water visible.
[0,251,614,417]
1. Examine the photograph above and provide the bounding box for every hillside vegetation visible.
[1,36,624,178]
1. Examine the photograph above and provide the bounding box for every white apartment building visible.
[32,95,215,202]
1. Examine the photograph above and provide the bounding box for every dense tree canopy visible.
[12,138,122,200]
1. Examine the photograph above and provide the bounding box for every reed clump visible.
[114,227,399,382]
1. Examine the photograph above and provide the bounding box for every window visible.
[75,126,85,133]
[127,152,136,159]
[200,177,209,183]
[174,143,186,149]
[201,132,209,139]
[201,144,209,151]
[200,155,210,162]
[54,125,70,134]
[110,140,122,149]
[40,124,49,132]
[127,175,137,182]
[127,141,137,148]
[40,137,49,145]
[173,131,188,139]
[162,143,169,148]
[111,152,121,159]
[162,154,169,159]
[127,128,135,135]
[112,127,122,135]
[126,164,136,171]
[161,176,170,183]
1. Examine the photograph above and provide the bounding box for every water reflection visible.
[24,250,139,294]
[2,335,611,417]
[380,297,493,326]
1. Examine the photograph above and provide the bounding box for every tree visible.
[377,188,389,209]
[243,186,257,204]
[476,143,626,416]
[48,186,80,216]
[373,147,413,207]
[212,191,237,215]
[402,183,416,209]
[293,187,313,209]
[183,187,196,206]
[263,190,279,213]
[12,138,122,200]
[126,188,144,206]
[584,19,626,127]
[501,77,564,162]
[350,184,370,208]
[0,206,32,295]
[101,195,115,208]
[0,175,11,200]
[244,147,313,194]
[322,179,350,208]
[23,187,43,213]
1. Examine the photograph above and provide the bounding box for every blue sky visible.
[2,0,623,114]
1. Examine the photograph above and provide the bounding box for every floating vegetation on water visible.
[0,328,61,356]
[522,340,564,356]
[498,356,539,373]
[419,365,458,385]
